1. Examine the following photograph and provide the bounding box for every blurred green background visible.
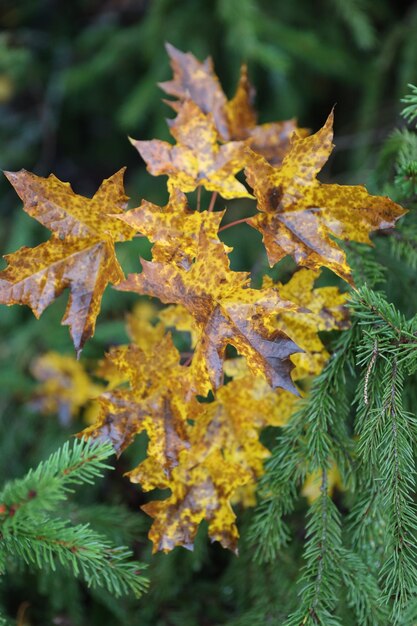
[0,1,417,624]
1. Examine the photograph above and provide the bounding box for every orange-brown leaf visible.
[0,169,136,352]
[160,44,304,164]
[226,65,305,164]
[130,100,251,199]
[159,43,229,140]
[245,112,406,282]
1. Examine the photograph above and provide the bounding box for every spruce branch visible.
[401,84,417,127]
[284,480,343,626]
[351,288,417,620]
[390,224,417,270]
[0,438,113,521]
[0,439,149,599]
[250,324,357,565]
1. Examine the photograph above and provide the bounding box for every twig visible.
[207,192,218,212]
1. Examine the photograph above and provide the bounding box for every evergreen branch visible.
[284,478,343,626]
[2,520,148,598]
[250,324,357,563]
[0,438,114,521]
[338,548,387,625]
[352,289,417,620]
[377,360,417,617]
[401,84,417,127]
[389,224,417,271]
[0,439,149,599]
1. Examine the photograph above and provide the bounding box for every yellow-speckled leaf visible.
[129,361,298,552]
[116,188,225,266]
[31,352,103,425]
[245,112,406,282]
[0,169,137,352]
[159,43,229,140]
[139,451,250,553]
[160,44,305,164]
[81,337,194,469]
[116,230,303,393]
[264,269,349,379]
[131,100,252,199]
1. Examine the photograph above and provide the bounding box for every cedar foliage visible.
[0,7,417,626]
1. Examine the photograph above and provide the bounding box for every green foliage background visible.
[0,0,417,624]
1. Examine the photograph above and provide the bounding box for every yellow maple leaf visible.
[81,336,194,469]
[116,230,303,393]
[160,44,304,164]
[116,187,225,267]
[31,352,102,425]
[245,111,406,282]
[138,450,250,554]
[0,169,136,353]
[160,42,230,141]
[264,269,349,380]
[130,99,252,199]
[129,360,299,552]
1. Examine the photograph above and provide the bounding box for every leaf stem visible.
[182,354,193,367]
[207,192,218,212]
[218,217,251,232]
[197,186,202,212]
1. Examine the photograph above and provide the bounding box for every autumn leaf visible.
[158,304,198,347]
[130,99,252,199]
[160,43,304,164]
[225,64,307,164]
[81,336,194,475]
[159,42,230,141]
[31,352,103,425]
[138,451,250,554]
[126,301,166,348]
[116,187,225,267]
[245,111,406,282]
[264,269,349,379]
[78,310,301,552]
[78,319,246,551]
[116,230,303,393]
[128,356,299,553]
[0,169,136,353]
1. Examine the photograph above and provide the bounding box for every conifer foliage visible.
[0,438,148,617]
[1,45,417,624]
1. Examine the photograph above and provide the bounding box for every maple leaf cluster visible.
[0,44,406,553]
